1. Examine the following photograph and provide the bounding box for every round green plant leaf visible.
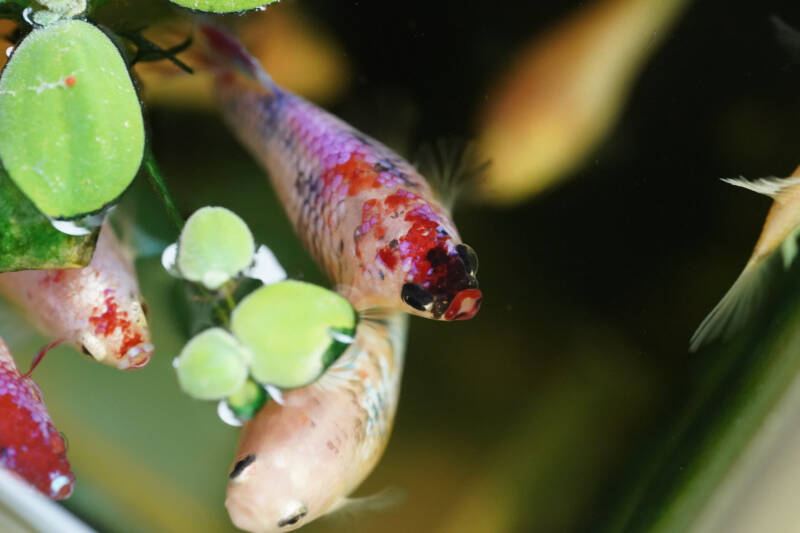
[168,0,277,14]
[226,379,268,422]
[0,19,144,219]
[177,207,255,290]
[231,280,357,388]
[175,328,250,400]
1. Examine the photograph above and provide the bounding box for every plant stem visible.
[143,145,184,233]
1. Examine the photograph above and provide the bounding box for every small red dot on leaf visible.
[64,76,77,87]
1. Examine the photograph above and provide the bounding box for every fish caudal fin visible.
[195,23,276,89]
[721,175,800,200]
[690,256,778,352]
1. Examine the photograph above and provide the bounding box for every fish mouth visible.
[442,288,482,320]
[401,242,482,320]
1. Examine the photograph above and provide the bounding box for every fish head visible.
[400,242,482,320]
[225,395,350,533]
[78,290,153,370]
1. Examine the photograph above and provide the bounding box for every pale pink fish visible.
[0,223,153,369]
[225,312,407,533]
[200,24,481,320]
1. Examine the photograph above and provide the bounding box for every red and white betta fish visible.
[200,24,482,321]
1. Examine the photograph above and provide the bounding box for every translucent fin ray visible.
[690,255,778,352]
[414,139,489,212]
[721,175,800,199]
[326,487,406,518]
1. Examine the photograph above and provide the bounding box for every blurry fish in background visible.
[133,3,350,110]
[0,337,74,501]
[476,0,689,205]
[691,165,800,351]
[0,224,153,370]
[0,20,14,72]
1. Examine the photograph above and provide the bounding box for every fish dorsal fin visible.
[414,139,489,212]
[721,175,800,200]
[689,253,780,352]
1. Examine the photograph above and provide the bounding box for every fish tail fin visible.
[195,23,277,90]
[690,256,778,352]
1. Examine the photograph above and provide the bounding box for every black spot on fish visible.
[278,508,307,528]
[388,239,399,249]
[402,283,433,311]
[456,244,479,275]
[426,247,449,268]
[352,133,374,148]
[379,270,385,280]
[229,454,256,480]
[339,239,344,253]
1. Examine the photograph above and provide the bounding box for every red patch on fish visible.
[321,152,382,198]
[40,270,66,285]
[444,288,483,320]
[0,345,74,499]
[89,294,143,359]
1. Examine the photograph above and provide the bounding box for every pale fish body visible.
[225,312,407,532]
[201,25,481,321]
[0,223,153,369]
[691,165,800,350]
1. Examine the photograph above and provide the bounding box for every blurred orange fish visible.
[477,0,688,204]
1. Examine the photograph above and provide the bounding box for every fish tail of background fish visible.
[691,169,800,351]
[197,24,482,320]
[0,337,74,500]
[0,224,153,369]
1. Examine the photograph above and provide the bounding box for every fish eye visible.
[456,244,479,276]
[228,454,256,480]
[278,503,308,528]
[401,283,433,311]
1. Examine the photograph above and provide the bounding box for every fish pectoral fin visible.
[721,175,800,201]
[414,138,490,212]
[326,487,406,518]
[690,255,779,352]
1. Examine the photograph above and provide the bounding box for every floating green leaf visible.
[0,168,97,272]
[0,19,144,219]
[175,328,250,400]
[226,378,268,421]
[177,206,255,290]
[38,0,86,16]
[231,280,357,389]
[167,0,277,14]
